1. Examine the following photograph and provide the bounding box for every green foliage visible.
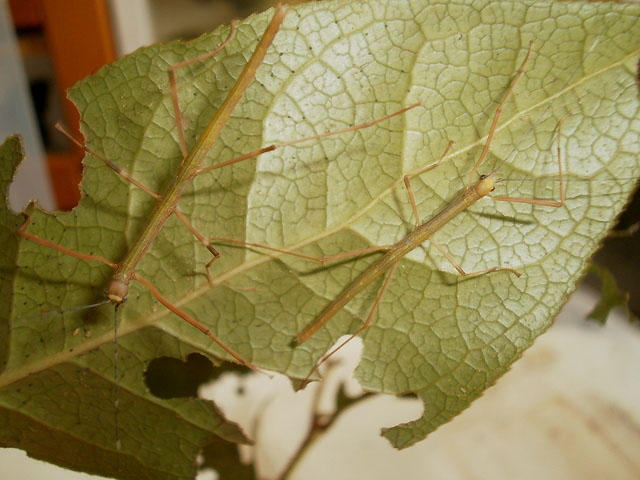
[587,264,637,325]
[1,0,639,478]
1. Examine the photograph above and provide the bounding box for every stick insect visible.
[15,5,291,372]
[210,42,572,379]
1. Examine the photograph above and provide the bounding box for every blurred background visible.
[1,0,639,479]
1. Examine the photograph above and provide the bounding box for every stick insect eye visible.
[480,174,487,180]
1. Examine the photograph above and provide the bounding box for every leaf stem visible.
[276,379,329,480]
[275,362,366,480]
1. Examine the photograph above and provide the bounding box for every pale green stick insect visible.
[211,42,571,379]
[16,4,292,372]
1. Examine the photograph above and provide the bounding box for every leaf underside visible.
[1,0,639,477]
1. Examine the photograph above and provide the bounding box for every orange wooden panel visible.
[8,0,45,28]
[47,152,83,210]
[39,0,117,209]
[41,0,116,127]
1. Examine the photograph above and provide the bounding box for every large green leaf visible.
[1,0,639,477]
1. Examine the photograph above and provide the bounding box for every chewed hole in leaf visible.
[143,353,253,399]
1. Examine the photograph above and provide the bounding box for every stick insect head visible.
[474,173,497,197]
[107,280,129,304]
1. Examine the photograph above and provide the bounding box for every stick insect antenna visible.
[113,304,121,453]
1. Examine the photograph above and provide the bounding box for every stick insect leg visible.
[466,41,535,187]
[210,236,393,264]
[133,273,262,373]
[173,224,393,290]
[173,209,221,286]
[55,124,160,199]
[490,116,567,207]
[18,212,117,269]
[404,140,455,227]
[429,239,521,277]
[191,103,423,177]
[168,20,238,158]
[170,209,394,288]
[303,262,399,383]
